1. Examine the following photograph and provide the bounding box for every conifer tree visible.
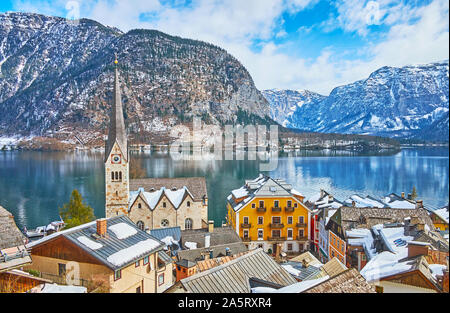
[411,186,418,200]
[59,189,95,229]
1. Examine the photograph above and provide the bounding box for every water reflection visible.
[0,148,448,229]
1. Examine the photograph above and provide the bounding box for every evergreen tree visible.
[411,186,418,200]
[59,189,95,229]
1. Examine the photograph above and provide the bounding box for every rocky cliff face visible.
[0,12,272,145]
[263,61,449,141]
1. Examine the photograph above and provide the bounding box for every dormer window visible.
[171,187,177,191]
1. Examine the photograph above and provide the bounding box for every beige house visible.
[128,177,208,231]
[24,216,173,293]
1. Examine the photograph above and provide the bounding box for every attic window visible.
[171,187,177,191]
[150,188,156,192]
[270,187,276,192]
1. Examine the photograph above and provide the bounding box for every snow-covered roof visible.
[346,228,376,259]
[32,283,87,293]
[252,276,330,293]
[432,207,449,224]
[344,195,385,208]
[129,186,193,210]
[184,241,198,249]
[27,216,165,271]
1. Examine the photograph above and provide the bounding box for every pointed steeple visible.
[105,53,128,162]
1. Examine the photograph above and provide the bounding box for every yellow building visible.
[226,174,311,254]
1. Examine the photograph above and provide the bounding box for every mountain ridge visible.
[263,60,449,141]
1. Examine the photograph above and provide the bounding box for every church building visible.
[104,56,208,230]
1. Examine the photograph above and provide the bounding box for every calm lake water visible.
[0,148,448,230]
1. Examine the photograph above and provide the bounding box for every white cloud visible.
[10,0,449,94]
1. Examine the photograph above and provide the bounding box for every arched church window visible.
[119,171,122,181]
[136,221,145,231]
[115,172,119,180]
[185,218,193,230]
[138,203,142,209]
[161,219,169,227]
[187,201,191,207]
[163,202,166,208]
[111,172,114,181]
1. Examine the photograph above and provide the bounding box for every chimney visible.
[407,193,412,200]
[96,218,107,237]
[208,220,214,233]
[225,247,231,256]
[408,242,429,258]
[352,201,356,208]
[401,192,405,199]
[415,200,423,209]
[205,234,211,248]
[209,250,214,259]
[328,195,334,202]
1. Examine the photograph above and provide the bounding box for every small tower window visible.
[111,172,114,181]
[119,171,122,181]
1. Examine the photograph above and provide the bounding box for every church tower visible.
[105,55,129,218]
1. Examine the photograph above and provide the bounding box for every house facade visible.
[24,216,173,293]
[226,175,311,254]
[127,178,208,231]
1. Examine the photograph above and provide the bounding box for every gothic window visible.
[111,172,114,180]
[187,201,191,207]
[185,218,193,230]
[119,171,122,181]
[137,221,144,231]
[163,202,166,208]
[161,219,169,227]
[138,203,142,209]
[115,172,119,180]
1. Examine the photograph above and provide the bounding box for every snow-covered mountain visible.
[0,12,272,143]
[263,61,449,141]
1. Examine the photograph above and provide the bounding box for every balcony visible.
[296,236,308,241]
[269,223,284,229]
[271,206,282,213]
[242,237,252,242]
[268,236,286,241]
[241,223,252,228]
[256,207,266,213]
[285,206,295,213]
[296,222,307,228]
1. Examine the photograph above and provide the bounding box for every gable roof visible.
[27,215,165,271]
[227,174,308,213]
[130,177,207,201]
[330,207,434,233]
[320,257,348,277]
[176,242,248,263]
[0,206,26,250]
[303,268,376,293]
[179,248,297,293]
[129,186,194,211]
[180,226,242,249]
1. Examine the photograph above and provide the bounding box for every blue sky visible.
[1,0,448,94]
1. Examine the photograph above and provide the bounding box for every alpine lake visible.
[0,147,448,230]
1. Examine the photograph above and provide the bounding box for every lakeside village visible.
[1,59,449,294]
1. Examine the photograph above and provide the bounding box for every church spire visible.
[105,53,128,162]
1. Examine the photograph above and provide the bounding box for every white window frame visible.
[272,216,282,224]
[243,216,249,225]
[287,216,293,225]
[274,200,279,208]
[257,216,264,225]
[243,229,249,238]
[299,216,304,224]
[287,228,293,240]
[257,229,264,240]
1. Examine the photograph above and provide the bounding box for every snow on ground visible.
[161,235,178,246]
[109,223,138,240]
[77,235,103,250]
[107,238,161,267]
[429,264,446,279]
[184,241,197,249]
[281,264,302,277]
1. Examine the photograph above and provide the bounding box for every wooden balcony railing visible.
[241,223,252,228]
[256,207,266,213]
[296,222,307,228]
[296,236,308,241]
[285,206,295,213]
[242,237,251,242]
[268,236,286,241]
[271,206,282,213]
[269,223,284,229]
